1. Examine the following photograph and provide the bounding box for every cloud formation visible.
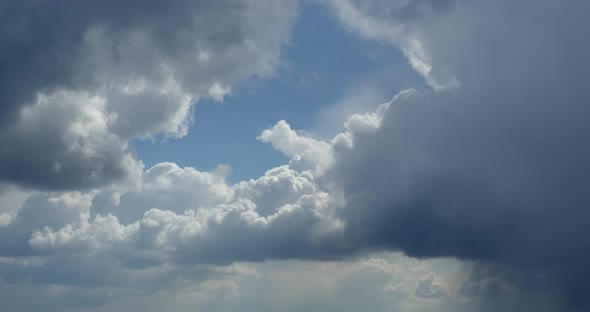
[0,0,296,190]
[328,0,460,89]
[1,0,590,311]
[325,0,590,309]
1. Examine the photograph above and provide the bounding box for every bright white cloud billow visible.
[1,0,590,311]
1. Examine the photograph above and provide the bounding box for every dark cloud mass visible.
[327,0,590,309]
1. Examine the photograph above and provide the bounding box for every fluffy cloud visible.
[0,156,338,310]
[259,120,333,173]
[0,0,296,190]
[0,156,342,271]
[1,0,590,311]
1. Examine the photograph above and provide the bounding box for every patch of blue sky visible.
[132,3,426,182]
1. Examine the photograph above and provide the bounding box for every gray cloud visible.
[0,0,296,190]
[414,272,445,299]
[1,0,589,311]
[326,0,590,310]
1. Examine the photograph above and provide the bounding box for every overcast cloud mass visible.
[0,0,589,311]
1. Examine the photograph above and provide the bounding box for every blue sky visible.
[132,3,425,182]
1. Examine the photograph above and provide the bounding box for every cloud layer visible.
[1,0,589,311]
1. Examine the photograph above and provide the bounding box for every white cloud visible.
[0,0,297,190]
[258,120,333,173]
[208,83,232,102]
[314,84,388,138]
[0,0,589,311]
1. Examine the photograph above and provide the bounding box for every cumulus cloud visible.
[0,157,342,268]
[258,120,333,173]
[1,0,590,311]
[0,155,339,310]
[0,0,296,190]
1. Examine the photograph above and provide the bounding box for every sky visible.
[132,3,425,182]
[0,1,589,311]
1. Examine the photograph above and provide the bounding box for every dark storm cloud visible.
[328,0,590,309]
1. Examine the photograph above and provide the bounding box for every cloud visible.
[322,0,590,309]
[258,120,333,173]
[0,157,342,268]
[0,0,297,190]
[327,0,460,89]
[0,157,343,310]
[15,254,462,312]
[0,261,254,312]
[414,272,446,299]
[1,0,590,311]
[313,83,388,138]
